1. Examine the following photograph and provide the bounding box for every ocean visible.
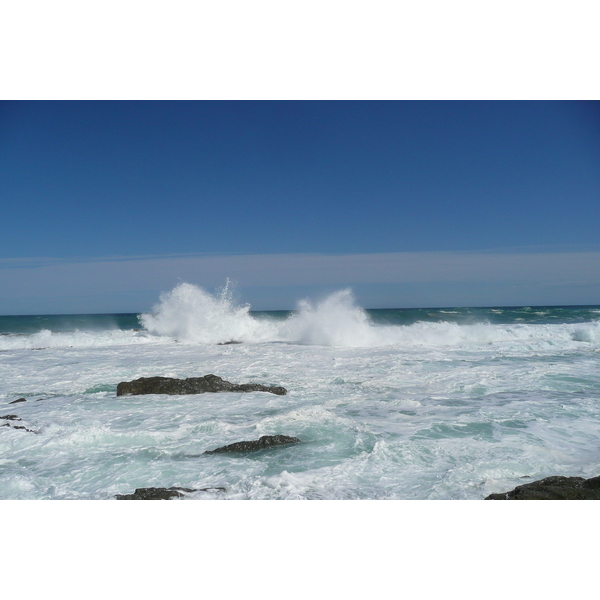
[1,282,599,500]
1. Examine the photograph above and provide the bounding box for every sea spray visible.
[139,282,600,349]
[281,289,378,346]
[140,281,278,344]
[1,281,599,351]
[142,285,383,347]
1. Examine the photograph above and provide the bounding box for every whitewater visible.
[1,282,600,499]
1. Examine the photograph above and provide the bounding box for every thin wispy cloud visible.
[2,250,599,313]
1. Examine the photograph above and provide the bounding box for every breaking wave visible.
[3,282,599,350]
[140,281,277,344]
[0,328,160,350]
[139,282,600,349]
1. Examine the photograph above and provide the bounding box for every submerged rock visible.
[204,434,301,454]
[9,398,26,404]
[485,475,600,500]
[116,374,287,396]
[115,486,225,500]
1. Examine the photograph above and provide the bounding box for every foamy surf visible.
[139,282,600,350]
[1,282,600,500]
[2,283,599,351]
[140,281,278,344]
[0,328,161,350]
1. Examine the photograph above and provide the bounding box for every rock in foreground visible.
[116,374,287,396]
[204,434,301,454]
[485,475,600,500]
[115,486,226,500]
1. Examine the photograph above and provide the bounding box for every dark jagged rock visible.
[1,417,38,434]
[116,374,287,397]
[2,414,38,434]
[115,486,225,500]
[217,340,242,345]
[115,487,194,500]
[9,398,26,404]
[12,425,39,433]
[485,475,600,500]
[204,434,301,454]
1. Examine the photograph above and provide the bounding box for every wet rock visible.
[11,425,39,433]
[115,487,194,500]
[2,413,38,433]
[116,374,287,396]
[204,434,301,454]
[0,416,38,434]
[217,340,242,345]
[115,486,225,500]
[9,398,26,404]
[485,475,600,500]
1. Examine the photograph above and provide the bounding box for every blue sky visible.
[2,100,600,313]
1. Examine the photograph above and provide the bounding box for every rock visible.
[204,434,301,454]
[1,414,38,433]
[11,425,39,434]
[217,340,242,345]
[0,419,38,434]
[485,475,600,500]
[116,374,287,396]
[9,398,26,404]
[115,487,195,500]
[115,486,225,500]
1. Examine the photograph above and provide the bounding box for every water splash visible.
[7,282,595,350]
[280,289,377,346]
[140,284,378,346]
[140,280,277,344]
[139,282,600,349]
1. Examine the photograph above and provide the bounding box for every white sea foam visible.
[3,283,599,353]
[139,283,600,350]
[0,328,160,350]
[140,281,278,344]
[140,283,378,346]
[570,322,600,343]
[2,284,600,500]
[279,289,378,346]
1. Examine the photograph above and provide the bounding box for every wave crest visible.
[140,281,277,344]
[280,289,376,346]
[140,283,600,349]
[6,282,597,350]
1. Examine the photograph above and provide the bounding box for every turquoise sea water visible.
[1,284,599,499]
